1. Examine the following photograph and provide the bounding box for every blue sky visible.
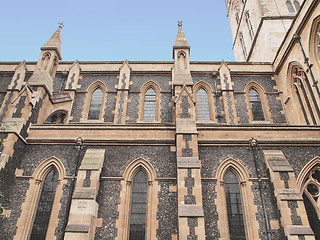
[1,0,235,62]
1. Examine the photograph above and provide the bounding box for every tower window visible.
[293,0,300,11]
[245,12,254,40]
[143,88,157,121]
[197,88,210,120]
[88,87,103,120]
[129,171,148,240]
[249,88,265,121]
[286,0,295,13]
[239,32,247,60]
[30,169,58,239]
[224,170,246,240]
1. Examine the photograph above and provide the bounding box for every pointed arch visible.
[309,15,320,64]
[297,157,320,239]
[14,157,66,240]
[215,158,260,240]
[116,157,159,240]
[287,63,320,125]
[41,52,51,70]
[244,82,272,123]
[44,109,68,124]
[81,81,107,122]
[138,81,161,122]
[194,81,215,122]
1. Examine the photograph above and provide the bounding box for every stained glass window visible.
[30,169,58,239]
[224,170,246,240]
[88,87,103,120]
[143,88,156,121]
[197,88,210,121]
[249,88,265,121]
[129,171,148,240]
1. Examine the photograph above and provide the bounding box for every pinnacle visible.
[41,27,62,60]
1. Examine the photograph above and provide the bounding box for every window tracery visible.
[301,164,320,239]
[292,65,320,125]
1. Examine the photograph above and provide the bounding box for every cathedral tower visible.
[226,0,303,62]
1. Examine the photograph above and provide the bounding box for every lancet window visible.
[197,88,210,121]
[249,88,265,121]
[143,88,157,121]
[30,169,58,239]
[224,170,246,240]
[88,87,103,120]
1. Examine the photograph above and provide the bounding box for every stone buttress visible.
[64,149,105,240]
[264,150,315,240]
[173,22,206,240]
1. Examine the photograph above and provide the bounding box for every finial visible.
[59,22,64,29]
[178,21,183,27]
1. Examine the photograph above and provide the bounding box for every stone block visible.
[72,187,96,200]
[277,189,303,201]
[65,223,90,233]
[178,204,204,217]
[177,157,200,168]
[263,150,294,172]
[286,225,314,235]
[79,149,105,170]
[176,119,197,134]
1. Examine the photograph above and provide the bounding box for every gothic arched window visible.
[41,53,51,70]
[249,88,265,121]
[129,171,148,240]
[30,169,58,239]
[292,66,320,125]
[197,88,210,121]
[301,164,320,239]
[143,88,157,121]
[88,87,103,120]
[224,170,246,240]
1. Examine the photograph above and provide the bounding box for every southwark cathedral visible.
[1,0,320,239]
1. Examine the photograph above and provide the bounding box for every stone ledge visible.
[65,223,90,233]
[277,189,303,201]
[73,187,96,199]
[263,150,294,172]
[177,157,200,169]
[286,225,314,235]
[178,205,204,217]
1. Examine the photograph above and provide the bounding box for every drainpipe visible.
[63,137,85,234]
[249,138,272,240]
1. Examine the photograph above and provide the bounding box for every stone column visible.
[263,150,315,240]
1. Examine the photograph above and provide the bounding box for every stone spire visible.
[173,21,190,50]
[41,26,62,60]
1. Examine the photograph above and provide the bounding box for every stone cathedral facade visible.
[1,0,320,239]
